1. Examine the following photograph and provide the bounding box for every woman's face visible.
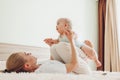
[19,52,38,72]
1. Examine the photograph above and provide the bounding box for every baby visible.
[44,18,101,67]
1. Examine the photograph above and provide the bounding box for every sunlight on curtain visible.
[116,0,120,69]
[116,0,120,46]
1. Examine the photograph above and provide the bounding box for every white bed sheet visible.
[0,61,120,80]
[0,71,120,80]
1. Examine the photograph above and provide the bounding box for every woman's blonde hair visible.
[57,18,72,30]
[6,52,27,73]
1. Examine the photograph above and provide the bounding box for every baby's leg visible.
[84,40,98,59]
[50,42,91,74]
[81,41,101,67]
[50,44,64,63]
[84,40,93,48]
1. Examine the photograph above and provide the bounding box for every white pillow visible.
[0,61,6,70]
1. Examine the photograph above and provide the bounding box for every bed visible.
[0,42,120,80]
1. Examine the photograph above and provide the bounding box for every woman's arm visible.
[64,30,78,73]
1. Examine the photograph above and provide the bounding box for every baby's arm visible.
[44,38,59,46]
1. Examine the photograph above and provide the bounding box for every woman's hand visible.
[64,29,73,42]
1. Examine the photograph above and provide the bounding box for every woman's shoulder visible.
[44,60,63,64]
[35,60,66,73]
[37,59,63,65]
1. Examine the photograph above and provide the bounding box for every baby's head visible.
[57,18,72,30]
[56,18,72,34]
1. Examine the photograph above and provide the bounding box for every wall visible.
[0,0,98,49]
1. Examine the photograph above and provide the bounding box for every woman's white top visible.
[35,60,67,73]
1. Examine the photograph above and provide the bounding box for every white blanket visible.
[0,71,120,80]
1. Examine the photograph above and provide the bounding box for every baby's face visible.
[56,20,66,34]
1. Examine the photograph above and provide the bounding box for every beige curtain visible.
[105,0,120,72]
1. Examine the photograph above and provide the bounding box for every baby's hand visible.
[44,38,54,46]
[44,38,52,43]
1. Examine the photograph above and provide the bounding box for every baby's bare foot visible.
[84,40,93,48]
[95,59,102,67]
[86,49,101,67]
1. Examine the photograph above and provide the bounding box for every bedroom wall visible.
[0,0,98,49]
[0,0,98,70]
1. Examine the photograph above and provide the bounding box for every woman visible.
[4,29,91,74]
